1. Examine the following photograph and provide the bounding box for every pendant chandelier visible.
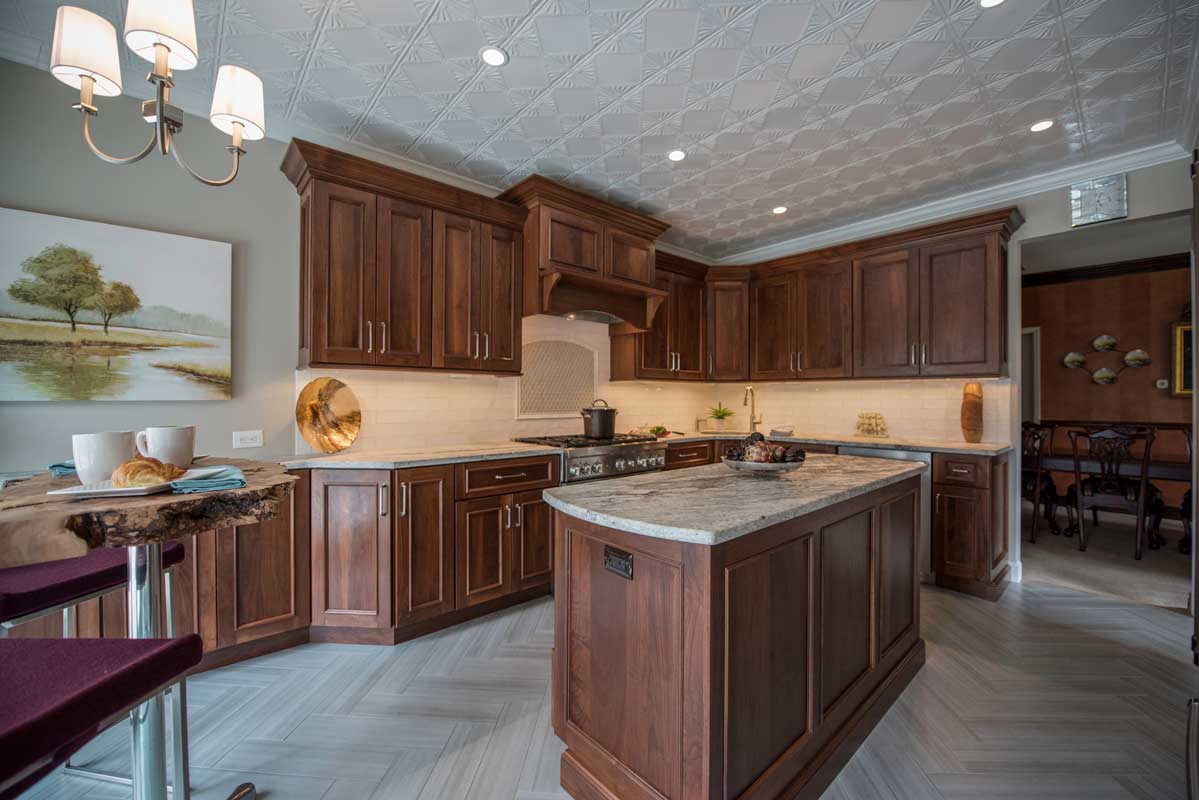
[50,1,265,187]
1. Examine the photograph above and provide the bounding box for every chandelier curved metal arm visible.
[167,129,244,187]
[80,107,156,166]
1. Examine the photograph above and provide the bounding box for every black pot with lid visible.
[581,399,617,439]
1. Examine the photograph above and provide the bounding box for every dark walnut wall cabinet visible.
[6,477,312,671]
[283,139,526,374]
[305,454,559,645]
[751,260,852,380]
[610,254,709,381]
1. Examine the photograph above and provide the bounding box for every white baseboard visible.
[1009,560,1023,583]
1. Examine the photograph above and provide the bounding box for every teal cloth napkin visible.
[171,466,246,494]
[48,460,76,477]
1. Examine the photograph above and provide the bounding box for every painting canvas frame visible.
[1172,321,1192,397]
[0,207,232,402]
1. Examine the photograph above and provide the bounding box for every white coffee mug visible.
[136,426,196,469]
[72,431,135,485]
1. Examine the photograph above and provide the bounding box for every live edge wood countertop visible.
[543,453,926,545]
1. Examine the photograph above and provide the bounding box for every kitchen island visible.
[543,454,926,800]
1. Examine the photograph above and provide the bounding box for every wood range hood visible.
[498,175,672,334]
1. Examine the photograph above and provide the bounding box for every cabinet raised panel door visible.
[481,224,522,373]
[750,273,796,380]
[852,249,919,377]
[432,210,483,370]
[513,489,552,591]
[605,228,654,286]
[376,197,432,368]
[795,262,852,378]
[312,181,376,366]
[395,466,455,626]
[638,273,676,378]
[672,272,706,380]
[311,469,392,629]
[706,280,749,380]
[456,495,512,608]
[919,236,1001,376]
[932,485,986,582]
[541,206,602,274]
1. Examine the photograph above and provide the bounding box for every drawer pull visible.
[950,467,971,475]
[495,471,528,481]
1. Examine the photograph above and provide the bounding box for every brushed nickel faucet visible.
[743,385,763,433]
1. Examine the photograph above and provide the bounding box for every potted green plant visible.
[708,402,735,432]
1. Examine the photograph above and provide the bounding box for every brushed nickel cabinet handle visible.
[495,471,528,481]
[789,351,795,372]
[399,482,407,517]
[909,343,916,366]
[516,503,523,528]
[379,483,388,516]
[505,504,512,529]
[367,321,373,354]
[380,321,387,355]
[484,332,490,360]
[950,466,970,475]
[709,353,713,375]
[473,331,480,359]
[796,351,803,372]
[922,342,928,366]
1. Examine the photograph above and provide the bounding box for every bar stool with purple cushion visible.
[0,635,254,800]
[0,542,193,798]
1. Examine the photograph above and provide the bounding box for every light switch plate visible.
[232,429,263,449]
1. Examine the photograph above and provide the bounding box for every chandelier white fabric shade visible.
[50,6,123,97]
[210,65,266,141]
[124,0,198,70]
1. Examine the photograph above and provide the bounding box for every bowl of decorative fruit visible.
[721,433,806,476]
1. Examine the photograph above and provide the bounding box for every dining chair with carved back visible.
[1021,421,1056,542]
[1066,426,1163,560]
[1150,427,1193,555]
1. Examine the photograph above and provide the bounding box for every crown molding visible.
[655,240,714,265]
[713,141,1191,266]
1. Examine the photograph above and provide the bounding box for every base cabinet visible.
[394,465,455,626]
[932,453,1009,600]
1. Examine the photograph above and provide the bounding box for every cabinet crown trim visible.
[499,175,670,240]
[282,138,527,230]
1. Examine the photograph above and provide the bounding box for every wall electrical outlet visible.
[232,429,263,449]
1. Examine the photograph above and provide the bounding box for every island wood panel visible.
[554,476,924,800]
[750,272,796,380]
[919,235,1002,376]
[311,180,375,366]
[481,224,522,373]
[513,488,553,590]
[542,206,603,275]
[795,262,852,379]
[432,209,483,370]
[818,509,876,718]
[706,280,750,380]
[724,533,815,799]
[375,196,432,368]
[394,465,455,626]
[456,495,511,608]
[215,487,310,648]
[605,227,654,286]
[311,469,391,629]
[990,456,1009,575]
[878,492,917,659]
[852,249,919,378]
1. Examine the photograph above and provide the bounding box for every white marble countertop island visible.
[543,453,926,546]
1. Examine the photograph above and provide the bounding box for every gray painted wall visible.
[0,59,299,471]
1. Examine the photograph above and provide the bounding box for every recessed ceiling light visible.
[980,0,1006,7]
[1029,119,1054,132]
[479,46,508,67]
[772,206,787,215]
[667,149,686,162]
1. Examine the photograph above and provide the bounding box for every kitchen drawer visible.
[456,455,561,500]
[665,441,714,470]
[933,454,990,489]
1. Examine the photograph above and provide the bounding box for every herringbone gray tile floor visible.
[22,581,1199,800]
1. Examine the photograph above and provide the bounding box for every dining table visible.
[0,458,296,800]
[1040,454,1192,483]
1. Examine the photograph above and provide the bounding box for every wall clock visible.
[1070,174,1128,227]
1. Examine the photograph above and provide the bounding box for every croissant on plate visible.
[111,457,186,488]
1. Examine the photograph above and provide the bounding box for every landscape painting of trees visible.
[0,208,231,401]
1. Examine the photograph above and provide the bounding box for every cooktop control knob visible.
[615,459,626,470]
[637,458,648,467]
[569,465,580,477]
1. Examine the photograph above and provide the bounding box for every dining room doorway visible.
[1018,211,1194,610]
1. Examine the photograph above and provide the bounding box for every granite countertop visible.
[281,442,563,470]
[659,432,1011,456]
[543,453,926,546]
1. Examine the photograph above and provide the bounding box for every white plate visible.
[48,467,226,498]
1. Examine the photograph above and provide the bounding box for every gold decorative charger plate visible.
[296,377,361,453]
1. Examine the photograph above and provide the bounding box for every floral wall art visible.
[0,207,231,402]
